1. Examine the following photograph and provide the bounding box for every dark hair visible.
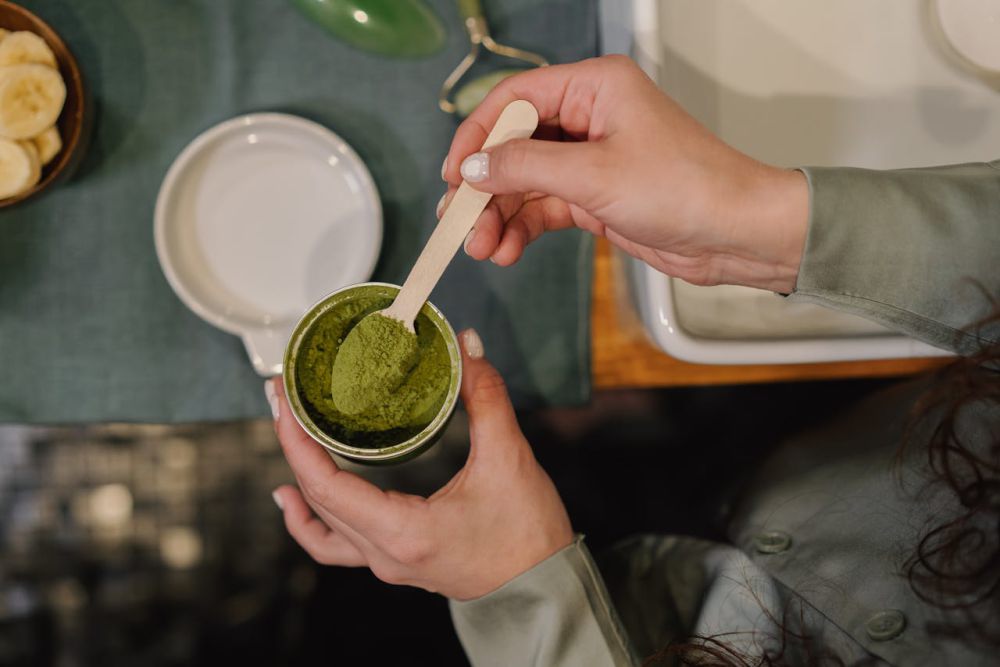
[900,314,1000,648]
[648,315,1000,666]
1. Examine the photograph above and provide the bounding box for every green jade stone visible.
[289,0,446,58]
[295,293,451,449]
[453,69,527,117]
[331,314,418,415]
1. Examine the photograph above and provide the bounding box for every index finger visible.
[444,59,603,182]
[272,379,399,537]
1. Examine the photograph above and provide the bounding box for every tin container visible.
[283,282,462,465]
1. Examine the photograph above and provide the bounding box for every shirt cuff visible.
[790,163,1000,354]
[449,535,637,667]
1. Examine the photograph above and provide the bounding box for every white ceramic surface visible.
[155,113,382,375]
[935,0,1000,73]
[602,0,996,364]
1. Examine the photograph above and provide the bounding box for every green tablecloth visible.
[0,0,596,423]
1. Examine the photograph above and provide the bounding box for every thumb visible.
[457,329,526,455]
[460,138,604,208]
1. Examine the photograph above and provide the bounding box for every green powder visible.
[331,314,418,415]
[295,292,452,449]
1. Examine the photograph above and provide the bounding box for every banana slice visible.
[0,31,57,68]
[33,125,61,165]
[19,139,42,185]
[0,137,41,199]
[0,64,66,140]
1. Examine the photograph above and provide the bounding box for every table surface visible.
[0,0,598,424]
[590,239,948,389]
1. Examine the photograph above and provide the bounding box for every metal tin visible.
[283,282,462,465]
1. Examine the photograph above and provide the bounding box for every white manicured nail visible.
[436,192,447,218]
[460,152,489,182]
[264,379,279,421]
[441,156,449,180]
[272,490,284,511]
[462,329,484,359]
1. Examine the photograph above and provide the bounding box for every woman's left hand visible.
[268,329,574,600]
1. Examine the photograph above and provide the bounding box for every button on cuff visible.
[753,530,792,554]
[865,609,906,641]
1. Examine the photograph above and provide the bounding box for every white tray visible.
[603,0,997,364]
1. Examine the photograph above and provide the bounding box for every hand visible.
[269,329,574,600]
[440,55,809,293]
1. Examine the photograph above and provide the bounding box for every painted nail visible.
[464,225,477,255]
[462,329,484,359]
[272,489,284,511]
[441,156,449,181]
[264,379,279,421]
[436,192,448,218]
[460,152,489,182]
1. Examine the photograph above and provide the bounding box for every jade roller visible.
[438,0,548,116]
[290,0,446,58]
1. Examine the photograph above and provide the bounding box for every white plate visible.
[155,113,382,375]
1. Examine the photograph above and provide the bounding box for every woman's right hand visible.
[442,55,809,294]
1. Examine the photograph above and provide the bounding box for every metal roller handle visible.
[439,0,548,114]
[458,0,489,41]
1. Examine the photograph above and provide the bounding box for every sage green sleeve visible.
[449,536,638,667]
[791,161,1000,354]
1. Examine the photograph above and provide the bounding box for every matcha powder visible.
[331,314,418,415]
[294,292,452,449]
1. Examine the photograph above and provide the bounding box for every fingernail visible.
[264,379,279,421]
[441,156,449,181]
[489,255,498,265]
[436,192,447,218]
[464,225,477,255]
[462,329,484,359]
[460,152,489,183]
[272,489,284,511]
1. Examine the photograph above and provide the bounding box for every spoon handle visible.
[384,100,539,326]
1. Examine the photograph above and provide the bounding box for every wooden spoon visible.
[331,99,539,414]
[382,99,539,330]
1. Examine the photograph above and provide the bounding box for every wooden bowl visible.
[0,0,85,209]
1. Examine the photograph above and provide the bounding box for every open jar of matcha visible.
[283,283,462,464]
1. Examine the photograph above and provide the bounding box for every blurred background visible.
[0,377,892,665]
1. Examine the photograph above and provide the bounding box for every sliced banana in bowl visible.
[0,63,65,139]
[0,136,40,199]
[33,124,60,164]
[0,29,56,67]
[0,1,84,206]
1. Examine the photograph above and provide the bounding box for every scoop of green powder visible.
[330,313,420,415]
[294,290,452,448]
